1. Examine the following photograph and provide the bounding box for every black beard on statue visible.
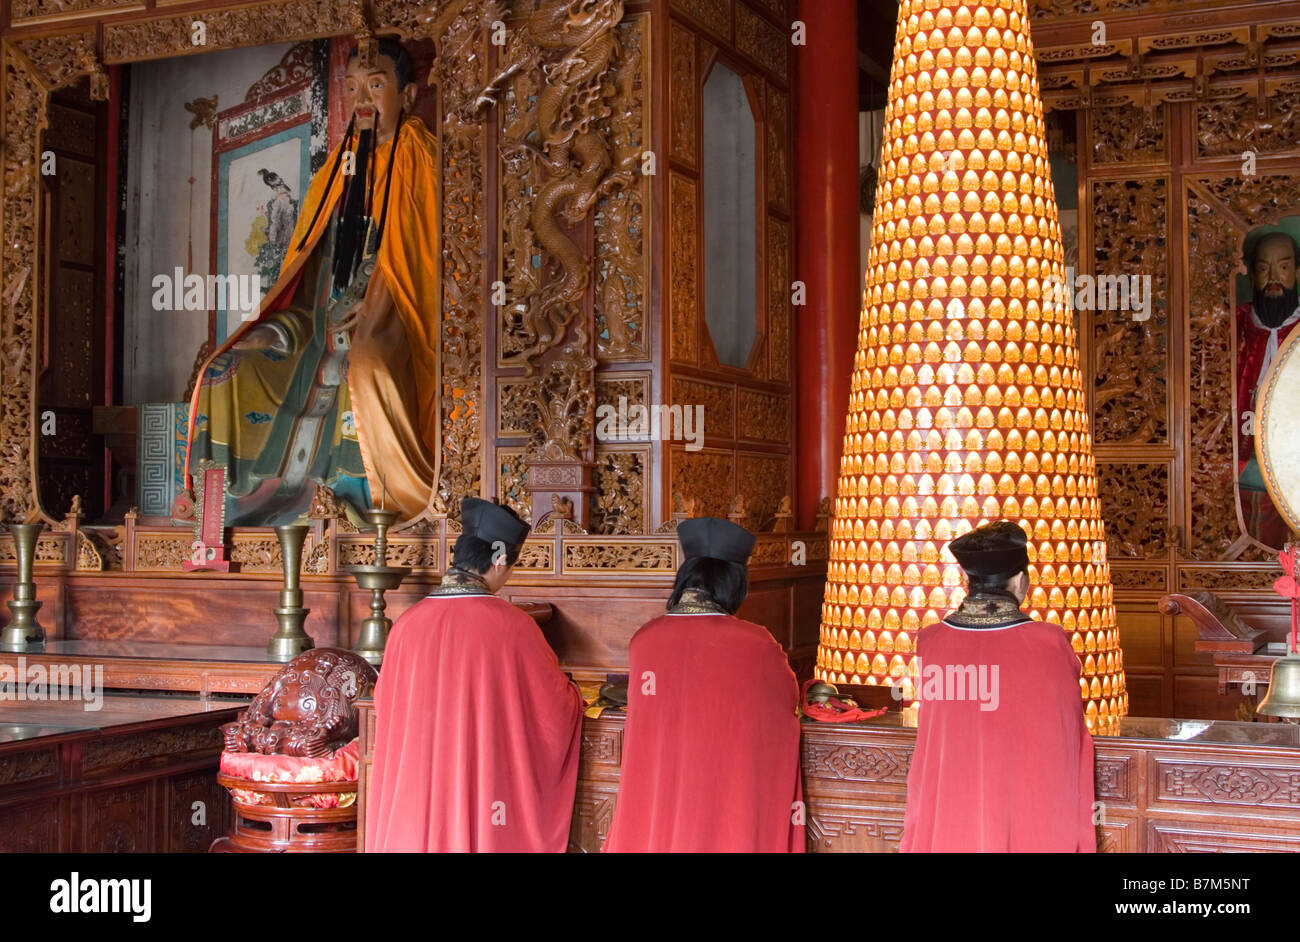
[1254,285,1300,329]
[333,127,375,294]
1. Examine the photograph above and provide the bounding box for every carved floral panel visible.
[435,6,489,516]
[734,1,787,81]
[102,1,360,63]
[669,21,697,168]
[766,82,789,213]
[11,0,141,21]
[1097,462,1171,558]
[591,444,649,535]
[767,215,790,381]
[1198,90,1300,158]
[670,447,733,517]
[497,447,531,523]
[671,0,731,42]
[737,451,788,529]
[594,16,649,363]
[498,377,539,438]
[737,388,789,442]
[1090,178,1169,445]
[669,172,699,363]
[1091,104,1168,164]
[596,373,649,421]
[671,377,734,440]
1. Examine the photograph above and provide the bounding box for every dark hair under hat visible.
[677,517,755,565]
[461,497,530,550]
[948,521,1029,577]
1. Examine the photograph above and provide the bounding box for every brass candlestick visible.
[347,508,410,667]
[266,524,314,661]
[1,523,46,652]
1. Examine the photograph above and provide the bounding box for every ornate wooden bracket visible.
[1159,591,1268,654]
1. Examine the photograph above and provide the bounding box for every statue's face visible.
[344,54,413,143]
[1253,235,1298,298]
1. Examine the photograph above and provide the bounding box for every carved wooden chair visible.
[212,648,377,853]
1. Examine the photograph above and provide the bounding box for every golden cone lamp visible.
[815,0,1127,733]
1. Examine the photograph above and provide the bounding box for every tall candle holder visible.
[266,524,314,661]
[348,508,410,667]
[1,523,46,652]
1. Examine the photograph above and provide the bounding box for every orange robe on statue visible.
[603,612,805,853]
[901,620,1096,853]
[366,593,583,852]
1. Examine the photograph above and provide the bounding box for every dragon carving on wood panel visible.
[473,0,639,376]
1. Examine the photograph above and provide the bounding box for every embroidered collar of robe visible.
[943,592,1031,629]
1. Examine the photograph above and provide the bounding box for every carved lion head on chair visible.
[222,648,377,758]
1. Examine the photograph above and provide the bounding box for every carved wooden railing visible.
[0,503,829,581]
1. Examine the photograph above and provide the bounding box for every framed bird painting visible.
[210,40,331,343]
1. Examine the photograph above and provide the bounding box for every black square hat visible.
[677,517,755,565]
[948,521,1029,576]
[461,497,530,548]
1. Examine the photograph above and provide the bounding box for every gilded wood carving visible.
[1090,178,1169,446]
[591,445,648,535]
[434,1,493,516]
[668,172,699,363]
[669,21,696,168]
[492,0,637,372]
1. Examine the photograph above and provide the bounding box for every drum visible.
[1256,326,1300,534]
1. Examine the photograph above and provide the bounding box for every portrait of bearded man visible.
[184,38,440,527]
[1235,228,1300,547]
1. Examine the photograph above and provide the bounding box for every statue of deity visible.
[183,38,440,527]
[1236,230,1300,546]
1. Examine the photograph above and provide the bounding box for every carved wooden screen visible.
[664,0,793,532]
[1032,0,1300,719]
[491,4,654,535]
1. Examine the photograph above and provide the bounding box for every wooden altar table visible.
[0,641,283,697]
[0,602,553,698]
[355,701,1300,853]
[0,695,241,852]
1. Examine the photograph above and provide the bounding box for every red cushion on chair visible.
[220,740,360,809]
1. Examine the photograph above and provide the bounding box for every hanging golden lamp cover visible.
[815,0,1127,733]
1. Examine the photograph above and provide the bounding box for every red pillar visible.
[794,0,861,529]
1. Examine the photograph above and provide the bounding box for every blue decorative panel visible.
[138,403,186,516]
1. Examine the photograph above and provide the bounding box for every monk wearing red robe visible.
[901,521,1096,853]
[366,498,582,852]
[604,517,804,853]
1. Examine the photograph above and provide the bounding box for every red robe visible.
[603,612,804,853]
[365,594,583,852]
[901,619,1096,853]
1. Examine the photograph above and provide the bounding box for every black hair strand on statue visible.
[667,556,749,615]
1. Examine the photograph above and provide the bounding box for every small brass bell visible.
[806,682,839,704]
[1256,653,1300,719]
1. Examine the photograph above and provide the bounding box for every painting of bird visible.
[257,168,297,254]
